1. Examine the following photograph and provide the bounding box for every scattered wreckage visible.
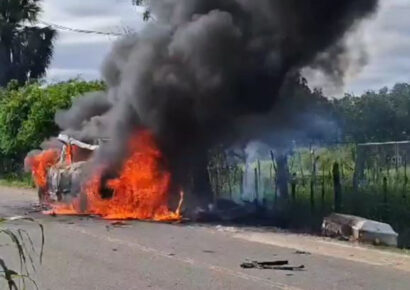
[322,213,398,247]
[241,260,305,271]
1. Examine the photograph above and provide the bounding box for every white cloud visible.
[46,68,100,82]
[343,2,410,95]
[306,0,410,97]
[41,0,144,81]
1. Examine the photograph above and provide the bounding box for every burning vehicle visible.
[25,134,103,204]
[26,130,184,221]
[40,134,101,203]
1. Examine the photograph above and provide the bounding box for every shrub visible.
[0,80,105,173]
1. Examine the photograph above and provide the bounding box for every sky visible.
[41,0,410,97]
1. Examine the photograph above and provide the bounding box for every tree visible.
[334,83,410,143]
[0,0,56,86]
[0,80,105,172]
[132,0,151,21]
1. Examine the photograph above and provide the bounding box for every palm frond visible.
[0,216,44,289]
[5,216,44,263]
[0,258,19,290]
[0,0,57,86]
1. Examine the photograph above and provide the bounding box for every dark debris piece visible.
[241,260,305,271]
[294,250,311,255]
[272,265,305,271]
[28,203,49,213]
[110,221,129,227]
[203,250,216,254]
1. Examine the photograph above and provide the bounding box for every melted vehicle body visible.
[41,135,102,202]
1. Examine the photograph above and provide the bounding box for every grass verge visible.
[0,174,34,189]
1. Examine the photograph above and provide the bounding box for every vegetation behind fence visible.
[207,144,410,248]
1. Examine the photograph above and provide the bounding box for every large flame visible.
[26,149,59,189]
[51,130,183,221]
[65,144,73,165]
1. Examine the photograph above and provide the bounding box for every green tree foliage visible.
[334,83,410,143]
[0,80,105,170]
[0,0,56,86]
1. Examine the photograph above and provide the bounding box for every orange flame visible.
[65,144,73,165]
[26,149,59,189]
[51,130,183,222]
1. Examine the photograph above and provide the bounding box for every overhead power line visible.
[39,20,125,37]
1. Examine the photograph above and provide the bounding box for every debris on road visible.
[241,260,288,268]
[294,250,311,255]
[27,202,49,213]
[240,260,305,271]
[203,250,216,254]
[322,213,398,247]
[272,265,305,271]
[105,220,130,231]
[215,225,239,233]
[110,221,129,227]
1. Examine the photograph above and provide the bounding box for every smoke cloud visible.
[54,0,379,201]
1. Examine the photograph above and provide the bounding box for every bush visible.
[0,80,105,173]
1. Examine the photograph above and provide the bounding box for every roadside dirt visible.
[210,225,410,272]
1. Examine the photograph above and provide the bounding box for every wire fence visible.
[207,142,410,248]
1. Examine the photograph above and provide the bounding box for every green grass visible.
[0,174,34,189]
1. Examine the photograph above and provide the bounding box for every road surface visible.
[1,186,409,290]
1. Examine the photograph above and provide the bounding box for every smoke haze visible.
[53,0,379,200]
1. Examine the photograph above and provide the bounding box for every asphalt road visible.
[1,186,410,290]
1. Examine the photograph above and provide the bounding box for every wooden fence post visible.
[310,154,319,213]
[383,176,388,204]
[257,160,261,202]
[254,167,259,205]
[353,145,364,191]
[383,176,388,221]
[321,163,326,211]
[270,151,278,205]
[227,166,232,200]
[291,173,297,202]
[214,166,220,203]
[403,156,408,199]
[257,160,261,183]
[333,162,342,212]
[239,168,244,197]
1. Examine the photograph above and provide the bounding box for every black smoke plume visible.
[54,0,379,205]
